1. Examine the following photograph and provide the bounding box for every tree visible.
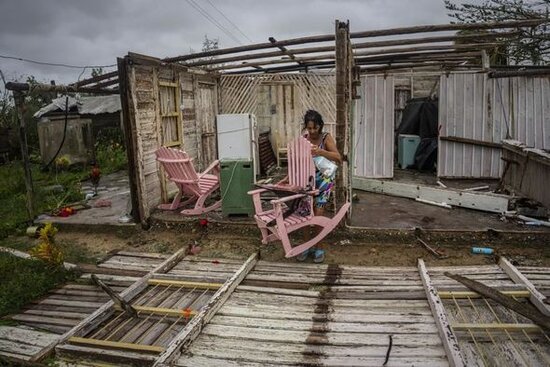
[91,67,103,78]
[444,0,550,65]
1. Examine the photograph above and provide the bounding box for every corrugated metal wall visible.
[438,72,550,178]
[353,74,394,178]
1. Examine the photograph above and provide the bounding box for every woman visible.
[297,109,341,263]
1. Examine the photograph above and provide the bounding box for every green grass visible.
[0,140,127,239]
[0,252,76,317]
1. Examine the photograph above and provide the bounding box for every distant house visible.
[34,95,122,164]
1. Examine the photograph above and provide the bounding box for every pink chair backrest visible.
[288,137,315,189]
[155,147,199,183]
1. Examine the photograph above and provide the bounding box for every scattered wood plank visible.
[91,274,137,318]
[416,237,447,259]
[498,256,550,316]
[444,272,550,331]
[148,278,223,289]
[200,324,444,346]
[35,248,187,362]
[76,263,147,277]
[0,327,57,347]
[418,259,466,367]
[56,343,157,365]
[154,252,260,366]
[68,336,164,353]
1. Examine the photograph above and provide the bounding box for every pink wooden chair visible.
[248,136,350,258]
[155,147,221,215]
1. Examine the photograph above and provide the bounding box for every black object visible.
[383,335,393,366]
[256,177,314,226]
[397,97,438,139]
[397,97,439,171]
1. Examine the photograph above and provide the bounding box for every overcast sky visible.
[0,0,461,86]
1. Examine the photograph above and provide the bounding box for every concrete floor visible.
[38,167,548,234]
[36,170,134,226]
[350,190,549,232]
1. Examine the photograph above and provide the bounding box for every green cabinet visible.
[220,159,254,216]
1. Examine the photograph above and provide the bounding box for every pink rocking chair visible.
[248,136,350,258]
[155,147,221,215]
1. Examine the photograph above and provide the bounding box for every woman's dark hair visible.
[303,109,324,132]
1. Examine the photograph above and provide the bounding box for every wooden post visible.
[117,57,142,224]
[335,20,350,208]
[13,91,34,222]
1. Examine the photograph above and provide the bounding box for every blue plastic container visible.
[471,247,494,255]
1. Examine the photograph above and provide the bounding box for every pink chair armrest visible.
[271,193,307,205]
[247,188,268,195]
[199,160,220,178]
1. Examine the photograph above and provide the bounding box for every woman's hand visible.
[311,145,322,157]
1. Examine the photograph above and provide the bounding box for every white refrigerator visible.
[216,113,259,177]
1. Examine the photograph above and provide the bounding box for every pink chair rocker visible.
[155,147,221,215]
[248,136,350,258]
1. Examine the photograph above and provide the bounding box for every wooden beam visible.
[213,44,495,72]
[153,252,260,366]
[35,248,187,362]
[439,290,531,299]
[165,34,335,63]
[418,259,466,367]
[91,274,137,318]
[352,178,510,213]
[5,82,118,95]
[351,30,519,49]
[440,135,502,149]
[167,19,541,63]
[269,36,303,65]
[354,50,482,64]
[349,19,545,39]
[354,42,500,58]
[71,70,119,87]
[148,279,223,289]
[452,323,542,332]
[359,61,478,73]
[186,31,518,69]
[68,337,164,353]
[498,256,550,316]
[444,272,550,331]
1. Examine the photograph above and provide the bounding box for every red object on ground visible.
[199,218,208,227]
[58,207,76,217]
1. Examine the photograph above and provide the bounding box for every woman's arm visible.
[313,133,342,164]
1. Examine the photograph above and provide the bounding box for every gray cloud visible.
[0,0,454,85]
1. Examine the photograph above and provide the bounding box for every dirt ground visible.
[5,223,548,268]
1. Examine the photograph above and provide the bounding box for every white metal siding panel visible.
[353,75,394,178]
[439,73,549,178]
